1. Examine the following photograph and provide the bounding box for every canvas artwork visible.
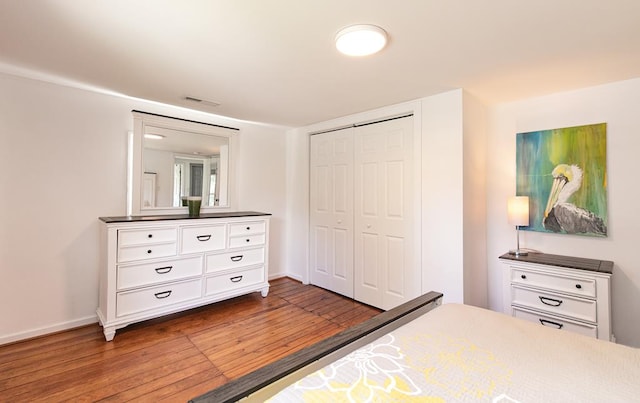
[516,123,607,237]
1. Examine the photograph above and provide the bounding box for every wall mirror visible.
[129,111,238,215]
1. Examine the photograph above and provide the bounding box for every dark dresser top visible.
[99,211,271,224]
[499,252,613,274]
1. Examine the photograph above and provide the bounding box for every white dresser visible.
[500,252,613,341]
[97,212,270,341]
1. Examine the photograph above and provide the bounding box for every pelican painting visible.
[516,123,607,237]
[543,164,607,235]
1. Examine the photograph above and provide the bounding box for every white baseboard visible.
[268,272,303,283]
[0,315,98,346]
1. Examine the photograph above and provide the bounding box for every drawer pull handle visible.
[197,235,212,242]
[230,255,244,262]
[246,239,250,243]
[148,234,153,238]
[154,290,172,299]
[230,275,243,283]
[576,284,582,289]
[155,266,173,274]
[246,226,251,231]
[539,318,564,329]
[147,249,152,254]
[521,274,527,280]
[539,296,563,307]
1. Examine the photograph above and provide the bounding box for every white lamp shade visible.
[335,25,387,56]
[508,196,530,226]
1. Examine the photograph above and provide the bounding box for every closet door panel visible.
[309,129,354,298]
[386,235,405,296]
[354,116,419,309]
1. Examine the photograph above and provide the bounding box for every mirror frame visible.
[129,110,238,215]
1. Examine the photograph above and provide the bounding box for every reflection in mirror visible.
[143,126,229,207]
[131,111,237,215]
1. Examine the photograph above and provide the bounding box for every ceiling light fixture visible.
[335,24,388,56]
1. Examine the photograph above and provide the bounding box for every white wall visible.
[463,93,488,307]
[486,78,640,347]
[143,149,174,207]
[420,91,465,303]
[0,73,288,344]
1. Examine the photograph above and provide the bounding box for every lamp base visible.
[509,249,528,256]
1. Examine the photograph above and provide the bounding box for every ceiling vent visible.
[184,96,220,108]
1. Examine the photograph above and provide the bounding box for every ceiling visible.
[1,0,640,127]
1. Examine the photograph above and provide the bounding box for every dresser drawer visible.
[205,267,264,296]
[118,227,177,247]
[512,285,597,323]
[229,234,266,249]
[180,225,226,254]
[229,221,266,236]
[513,307,598,338]
[118,242,177,263]
[117,256,203,290]
[511,267,596,298]
[116,279,202,317]
[206,247,265,274]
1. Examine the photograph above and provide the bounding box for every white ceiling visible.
[1,0,640,127]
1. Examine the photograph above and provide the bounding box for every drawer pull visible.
[230,255,244,262]
[246,226,251,231]
[147,249,152,254]
[521,274,527,280]
[539,318,564,329]
[155,266,173,274]
[230,275,243,283]
[197,235,212,242]
[539,296,563,307]
[246,239,250,243]
[154,290,172,299]
[148,234,153,238]
[576,284,582,289]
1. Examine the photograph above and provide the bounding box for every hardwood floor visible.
[0,278,381,402]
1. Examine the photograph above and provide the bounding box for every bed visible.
[190,291,640,402]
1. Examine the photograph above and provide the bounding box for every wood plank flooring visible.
[0,278,381,402]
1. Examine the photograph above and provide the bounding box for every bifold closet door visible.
[354,116,419,310]
[309,128,354,298]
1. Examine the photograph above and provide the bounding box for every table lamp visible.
[508,196,529,256]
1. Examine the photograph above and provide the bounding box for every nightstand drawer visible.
[229,221,266,236]
[512,285,597,323]
[117,256,203,290]
[180,225,226,254]
[116,279,202,317]
[118,227,177,247]
[513,307,598,338]
[205,247,265,274]
[204,267,264,296]
[511,267,596,297]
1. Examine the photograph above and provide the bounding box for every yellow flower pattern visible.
[268,332,514,402]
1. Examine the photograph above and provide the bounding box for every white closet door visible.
[354,116,419,310]
[309,128,354,297]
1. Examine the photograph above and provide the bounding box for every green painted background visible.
[516,123,608,236]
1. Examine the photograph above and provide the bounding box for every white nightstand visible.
[500,252,613,341]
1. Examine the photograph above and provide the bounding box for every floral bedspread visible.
[268,303,640,402]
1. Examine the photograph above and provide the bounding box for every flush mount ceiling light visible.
[335,24,388,56]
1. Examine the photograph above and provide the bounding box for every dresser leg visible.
[260,286,269,298]
[103,326,116,342]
